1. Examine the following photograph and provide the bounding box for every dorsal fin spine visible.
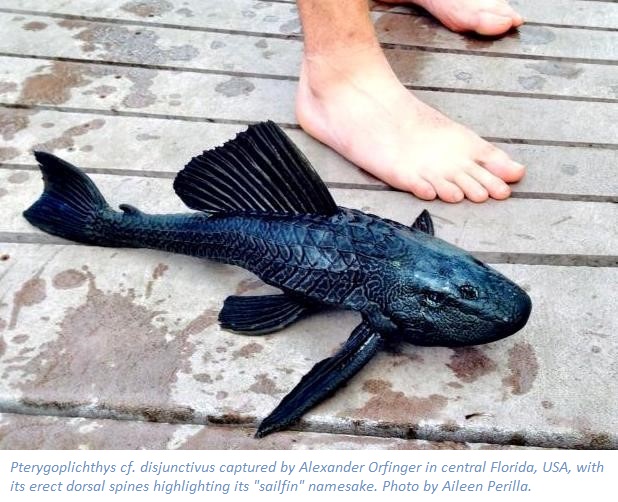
[185,162,235,212]
[217,147,272,212]
[173,121,338,216]
[230,138,288,212]
[200,154,255,212]
[238,134,297,212]
[259,127,320,212]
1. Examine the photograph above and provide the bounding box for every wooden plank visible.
[2,57,617,145]
[372,11,618,62]
[1,13,616,100]
[1,0,303,35]
[511,0,618,29]
[0,413,537,449]
[0,244,615,448]
[1,110,616,198]
[370,0,618,30]
[387,48,618,101]
[4,169,616,257]
[7,0,618,33]
[0,12,303,79]
[2,0,617,61]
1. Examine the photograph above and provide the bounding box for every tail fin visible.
[23,152,118,246]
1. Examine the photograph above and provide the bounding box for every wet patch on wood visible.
[0,147,20,162]
[525,62,583,80]
[447,347,497,383]
[249,373,282,395]
[20,61,90,105]
[33,119,105,153]
[352,379,447,422]
[58,20,199,65]
[232,342,264,359]
[0,108,36,141]
[145,263,169,298]
[121,1,174,18]
[22,21,48,31]
[3,269,217,421]
[9,273,46,330]
[215,78,256,98]
[235,277,264,295]
[502,342,539,395]
[52,269,88,290]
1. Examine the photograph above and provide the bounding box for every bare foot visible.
[296,46,525,202]
[380,0,524,36]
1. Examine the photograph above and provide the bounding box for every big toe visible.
[475,11,516,35]
[478,148,526,183]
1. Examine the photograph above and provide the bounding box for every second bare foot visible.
[380,0,524,36]
[297,47,525,203]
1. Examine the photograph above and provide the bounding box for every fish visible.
[23,121,532,437]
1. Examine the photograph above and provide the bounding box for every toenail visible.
[494,185,511,199]
[474,190,489,201]
[480,12,512,24]
[511,161,526,174]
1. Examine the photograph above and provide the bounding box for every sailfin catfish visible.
[24,121,531,437]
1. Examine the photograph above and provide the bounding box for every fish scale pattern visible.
[201,212,370,307]
[99,207,407,310]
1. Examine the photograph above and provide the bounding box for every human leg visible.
[296,0,525,202]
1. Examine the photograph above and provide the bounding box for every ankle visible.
[301,45,395,98]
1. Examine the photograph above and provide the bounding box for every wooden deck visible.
[0,0,616,449]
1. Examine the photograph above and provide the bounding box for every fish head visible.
[386,233,531,347]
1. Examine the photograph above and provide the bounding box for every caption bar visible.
[3,450,612,500]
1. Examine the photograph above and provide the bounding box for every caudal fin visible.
[23,152,117,246]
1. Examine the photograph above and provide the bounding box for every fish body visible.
[23,121,532,436]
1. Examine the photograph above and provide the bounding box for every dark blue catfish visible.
[24,121,531,437]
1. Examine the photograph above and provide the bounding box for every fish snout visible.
[493,286,532,340]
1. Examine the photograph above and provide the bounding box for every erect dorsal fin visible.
[173,121,338,216]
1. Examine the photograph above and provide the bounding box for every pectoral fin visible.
[219,294,319,335]
[255,321,383,438]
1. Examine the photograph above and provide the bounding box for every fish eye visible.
[422,291,447,307]
[459,284,479,300]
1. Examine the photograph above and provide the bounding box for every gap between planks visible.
[256,0,618,32]
[1,52,616,104]
[1,163,616,204]
[2,104,617,151]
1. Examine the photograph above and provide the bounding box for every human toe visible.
[427,176,465,203]
[393,171,437,200]
[465,162,512,200]
[475,11,515,35]
[410,176,438,201]
[453,171,489,202]
[511,11,524,27]
[477,147,526,183]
